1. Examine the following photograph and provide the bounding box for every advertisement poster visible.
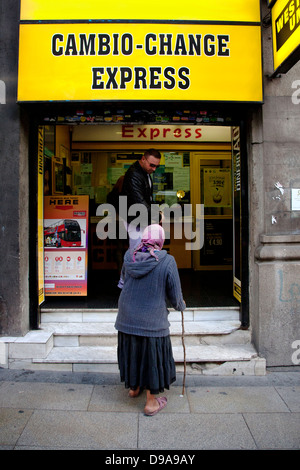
[201,219,233,266]
[292,188,300,210]
[204,168,231,207]
[44,195,89,296]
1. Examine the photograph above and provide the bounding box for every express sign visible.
[72,124,232,142]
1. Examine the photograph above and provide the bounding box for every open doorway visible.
[38,122,241,310]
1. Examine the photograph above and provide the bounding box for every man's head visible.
[139,148,161,175]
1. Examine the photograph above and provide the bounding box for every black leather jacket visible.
[122,160,157,224]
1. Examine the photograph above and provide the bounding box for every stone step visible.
[2,330,54,361]
[41,320,243,347]
[2,318,244,360]
[40,307,240,323]
[2,307,265,376]
[1,310,245,359]
[2,324,265,375]
[32,343,260,369]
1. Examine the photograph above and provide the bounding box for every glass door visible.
[190,151,233,271]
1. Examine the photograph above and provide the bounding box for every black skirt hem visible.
[117,331,176,395]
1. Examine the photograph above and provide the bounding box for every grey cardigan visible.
[115,249,186,337]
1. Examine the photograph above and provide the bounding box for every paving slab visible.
[0,408,33,447]
[16,410,138,450]
[244,412,300,450]
[138,413,257,450]
[0,381,93,410]
[274,386,300,412]
[186,386,290,413]
[88,384,190,414]
[89,384,147,413]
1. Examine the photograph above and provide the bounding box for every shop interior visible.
[41,120,240,309]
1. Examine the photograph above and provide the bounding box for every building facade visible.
[0,0,299,369]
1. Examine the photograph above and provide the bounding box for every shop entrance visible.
[37,121,243,313]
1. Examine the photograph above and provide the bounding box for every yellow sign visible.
[20,0,261,22]
[271,0,300,73]
[18,22,263,102]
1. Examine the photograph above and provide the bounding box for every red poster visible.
[44,195,89,296]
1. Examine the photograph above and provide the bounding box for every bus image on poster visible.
[44,219,82,248]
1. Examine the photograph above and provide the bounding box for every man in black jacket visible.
[122,148,161,249]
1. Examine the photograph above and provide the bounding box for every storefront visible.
[1,0,299,369]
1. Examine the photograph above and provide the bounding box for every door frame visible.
[239,121,249,328]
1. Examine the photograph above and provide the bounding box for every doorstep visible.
[0,307,266,375]
[29,342,264,376]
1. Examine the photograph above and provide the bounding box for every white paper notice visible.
[291,189,300,210]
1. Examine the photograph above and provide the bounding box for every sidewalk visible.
[0,368,299,451]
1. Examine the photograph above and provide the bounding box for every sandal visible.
[144,396,167,416]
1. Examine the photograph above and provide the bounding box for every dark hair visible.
[144,148,161,159]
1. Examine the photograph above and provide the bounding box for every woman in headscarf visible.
[115,224,186,416]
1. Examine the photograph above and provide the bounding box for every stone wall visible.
[0,0,30,336]
[249,1,300,366]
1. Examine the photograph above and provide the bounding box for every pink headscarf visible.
[132,224,165,261]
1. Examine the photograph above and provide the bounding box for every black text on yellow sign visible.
[271,0,300,73]
[275,0,300,51]
[18,24,263,102]
[52,32,230,91]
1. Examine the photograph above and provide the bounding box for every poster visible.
[201,219,233,266]
[204,168,231,207]
[44,195,89,296]
[292,188,300,210]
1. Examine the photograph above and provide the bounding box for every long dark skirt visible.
[117,331,176,395]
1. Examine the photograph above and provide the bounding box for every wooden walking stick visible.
[180,310,186,397]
